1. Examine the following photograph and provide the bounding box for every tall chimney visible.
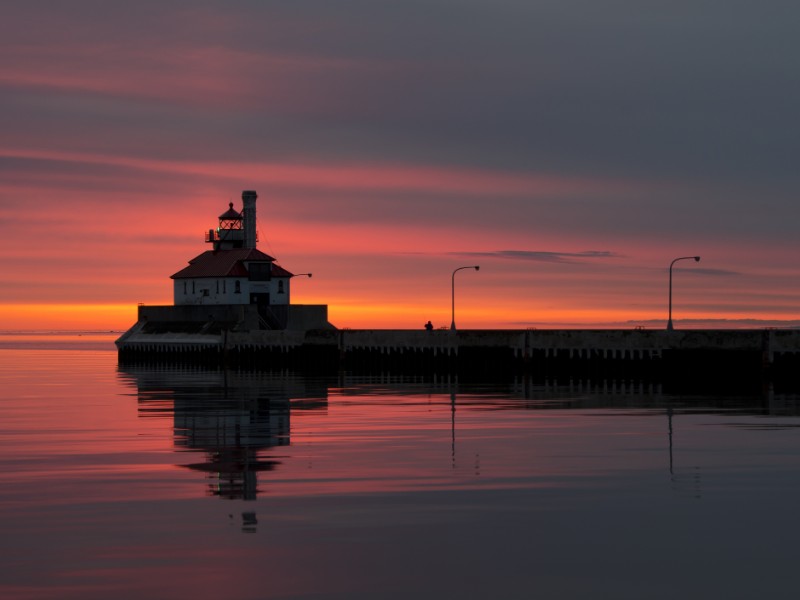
[242,190,257,249]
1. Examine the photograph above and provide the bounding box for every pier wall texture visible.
[117,328,800,384]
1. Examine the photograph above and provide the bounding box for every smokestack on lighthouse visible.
[242,190,257,249]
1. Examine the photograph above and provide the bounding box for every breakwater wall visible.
[116,328,800,383]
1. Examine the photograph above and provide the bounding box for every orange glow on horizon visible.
[1,300,798,332]
[0,304,138,331]
[0,301,676,331]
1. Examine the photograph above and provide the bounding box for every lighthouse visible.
[170,191,294,327]
[116,189,333,357]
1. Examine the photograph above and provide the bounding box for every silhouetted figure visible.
[425,321,433,331]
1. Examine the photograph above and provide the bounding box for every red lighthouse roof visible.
[171,248,288,279]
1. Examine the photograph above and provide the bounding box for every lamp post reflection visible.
[665,406,703,499]
[451,391,456,469]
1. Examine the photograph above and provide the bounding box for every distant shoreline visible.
[0,330,123,335]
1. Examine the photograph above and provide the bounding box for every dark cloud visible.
[5,0,800,184]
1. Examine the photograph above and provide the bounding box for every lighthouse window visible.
[183,281,187,294]
[216,280,219,294]
[192,281,196,294]
[278,280,285,294]
[235,280,241,294]
[248,263,271,281]
[223,280,227,294]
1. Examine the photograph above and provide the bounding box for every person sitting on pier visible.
[425,321,433,331]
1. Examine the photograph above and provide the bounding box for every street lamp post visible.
[451,265,480,331]
[667,256,700,331]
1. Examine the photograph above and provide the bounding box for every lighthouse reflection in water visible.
[125,367,327,501]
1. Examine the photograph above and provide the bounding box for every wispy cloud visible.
[668,267,741,277]
[0,147,629,198]
[449,250,621,263]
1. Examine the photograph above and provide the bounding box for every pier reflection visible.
[332,373,800,415]
[118,368,800,503]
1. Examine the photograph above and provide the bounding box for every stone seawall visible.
[117,328,800,383]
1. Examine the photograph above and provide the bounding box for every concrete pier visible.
[117,327,800,382]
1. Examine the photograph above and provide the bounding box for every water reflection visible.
[332,372,800,415]
[119,366,328,502]
[8,342,800,599]
[118,367,800,504]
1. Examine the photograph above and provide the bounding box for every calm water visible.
[2,333,800,599]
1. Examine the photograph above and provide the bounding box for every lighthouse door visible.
[250,293,275,329]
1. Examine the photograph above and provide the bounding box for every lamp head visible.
[694,256,700,262]
[474,265,480,271]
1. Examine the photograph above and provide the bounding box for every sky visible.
[1,0,799,330]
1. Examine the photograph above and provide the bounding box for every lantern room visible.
[206,202,245,250]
